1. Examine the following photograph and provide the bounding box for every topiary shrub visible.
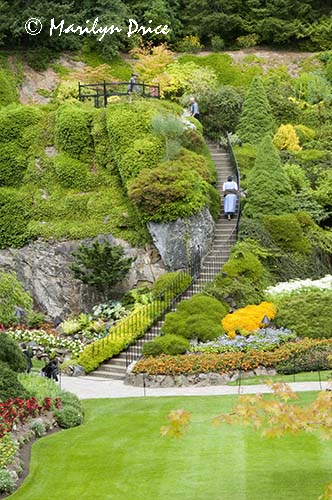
[243,136,295,218]
[55,105,94,160]
[275,289,332,339]
[236,77,275,145]
[0,361,30,401]
[162,295,229,341]
[142,334,190,357]
[294,124,316,145]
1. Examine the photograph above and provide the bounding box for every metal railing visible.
[78,81,160,108]
[124,251,202,367]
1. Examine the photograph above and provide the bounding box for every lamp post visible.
[261,315,270,333]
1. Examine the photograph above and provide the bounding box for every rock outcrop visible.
[147,207,215,270]
[0,235,165,319]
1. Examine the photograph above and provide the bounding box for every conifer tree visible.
[243,136,294,218]
[236,77,275,145]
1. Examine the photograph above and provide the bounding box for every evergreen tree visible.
[243,136,294,219]
[236,77,275,145]
[70,239,135,298]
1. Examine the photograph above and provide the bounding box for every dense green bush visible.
[162,295,228,342]
[0,68,17,107]
[275,289,332,338]
[54,405,84,429]
[276,345,332,374]
[128,160,208,222]
[118,137,164,186]
[0,105,42,144]
[197,86,243,138]
[142,334,189,357]
[55,105,94,160]
[262,214,311,254]
[244,136,294,218]
[0,361,30,401]
[236,77,275,145]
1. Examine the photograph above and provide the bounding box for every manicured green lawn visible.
[9,394,332,500]
[228,370,332,386]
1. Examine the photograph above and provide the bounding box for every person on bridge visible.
[223,175,238,220]
[128,73,139,93]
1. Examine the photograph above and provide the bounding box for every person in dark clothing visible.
[128,73,139,93]
[42,359,59,381]
[21,343,33,374]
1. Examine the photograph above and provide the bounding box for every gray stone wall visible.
[147,207,215,270]
[125,366,277,387]
[0,235,165,319]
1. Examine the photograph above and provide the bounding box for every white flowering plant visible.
[265,274,332,297]
[6,329,85,358]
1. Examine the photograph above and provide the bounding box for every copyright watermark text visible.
[24,17,170,41]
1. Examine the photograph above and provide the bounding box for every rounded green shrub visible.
[163,295,228,341]
[0,68,17,107]
[142,334,189,357]
[54,405,84,428]
[128,160,208,222]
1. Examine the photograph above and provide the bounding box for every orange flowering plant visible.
[222,302,277,338]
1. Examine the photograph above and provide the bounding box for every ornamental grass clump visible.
[222,301,277,338]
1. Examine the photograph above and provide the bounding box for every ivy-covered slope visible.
[0,98,218,249]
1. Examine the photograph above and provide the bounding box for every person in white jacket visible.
[223,175,238,220]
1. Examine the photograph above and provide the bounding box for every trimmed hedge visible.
[275,288,332,339]
[55,105,94,160]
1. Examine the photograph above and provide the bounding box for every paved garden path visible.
[60,375,328,400]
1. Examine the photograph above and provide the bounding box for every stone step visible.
[89,370,125,380]
[104,357,127,367]
[96,363,126,374]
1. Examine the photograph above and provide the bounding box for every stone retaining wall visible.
[125,366,277,388]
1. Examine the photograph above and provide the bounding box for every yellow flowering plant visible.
[222,302,277,338]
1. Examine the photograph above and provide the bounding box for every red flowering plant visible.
[0,396,63,438]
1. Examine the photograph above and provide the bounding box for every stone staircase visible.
[89,142,239,380]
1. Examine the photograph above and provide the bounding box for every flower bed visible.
[6,329,85,358]
[191,328,296,354]
[133,338,332,375]
[265,274,332,296]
